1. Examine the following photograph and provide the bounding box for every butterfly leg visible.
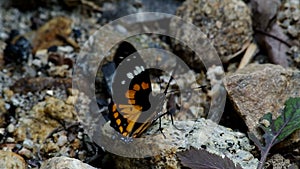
[156,110,184,139]
[158,116,166,139]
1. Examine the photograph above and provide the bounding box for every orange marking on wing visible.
[112,104,117,112]
[118,104,132,108]
[141,82,149,90]
[121,107,141,115]
[122,131,128,136]
[134,105,142,111]
[128,99,136,105]
[133,84,140,91]
[126,120,136,134]
[113,112,118,118]
[116,119,121,125]
[119,126,123,133]
[125,90,136,99]
[130,116,155,138]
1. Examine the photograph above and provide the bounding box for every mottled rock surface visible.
[13,96,77,142]
[0,150,26,169]
[265,154,294,169]
[170,0,253,70]
[224,63,300,148]
[101,118,258,169]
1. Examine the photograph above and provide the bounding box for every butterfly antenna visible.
[166,85,207,94]
[163,61,177,94]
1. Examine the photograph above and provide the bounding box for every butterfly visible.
[107,41,170,138]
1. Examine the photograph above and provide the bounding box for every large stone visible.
[170,0,253,70]
[224,63,300,148]
[99,118,258,169]
[0,150,26,169]
[40,156,96,169]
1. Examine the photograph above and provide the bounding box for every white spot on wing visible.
[140,66,145,71]
[121,80,126,85]
[133,70,138,75]
[135,66,141,73]
[127,72,134,79]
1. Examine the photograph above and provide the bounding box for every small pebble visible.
[77,132,83,139]
[66,96,77,105]
[32,59,42,67]
[7,123,15,133]
[7,137,15,142]
[46,90,54,96]
[0,128,5,135]
[18,147,32,158]
[5,103,10,110]
[71,138,81,149]
[23,138,34,149]
[57,135,68,146]
[3,89,14,99]
[44,141,60,153]
[57,46,73,53]
[287,26,298,37]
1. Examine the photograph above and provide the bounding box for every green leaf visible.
[261,97,300,146]
[249,97,300,169]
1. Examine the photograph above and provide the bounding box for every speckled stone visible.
[265,154,295,169]
[100,118,258,169]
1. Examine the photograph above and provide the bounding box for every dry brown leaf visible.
[250,0,291,67]
[32,16,79,53]
[251,0,280,30]
[263,24,290,67]
[238,43,258,69]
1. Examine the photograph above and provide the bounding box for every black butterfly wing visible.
[108,41,155,137]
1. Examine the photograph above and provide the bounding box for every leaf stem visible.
[257,117,290,169]
[257,148,269,169]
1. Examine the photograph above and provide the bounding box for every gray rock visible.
[23,138,34,149]
[57,135,68,147]
[100,118,258,169]
[7,123,15,133]
[40,156,96,169]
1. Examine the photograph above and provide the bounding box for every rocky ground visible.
[0,0,299,169]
